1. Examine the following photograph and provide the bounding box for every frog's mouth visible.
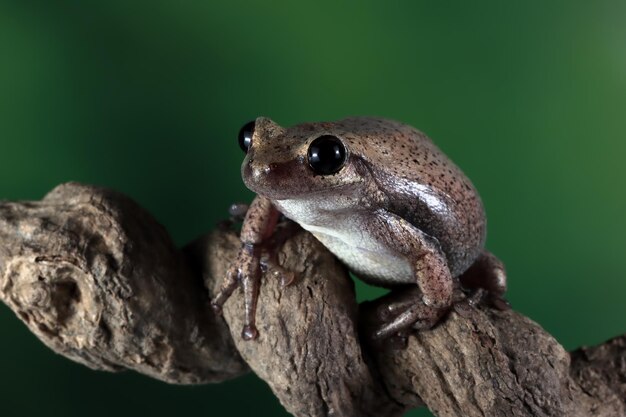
[244,173,352,201]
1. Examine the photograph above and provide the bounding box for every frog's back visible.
[337,117,486,276]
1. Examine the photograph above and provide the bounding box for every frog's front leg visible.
[371,211,454,340]
[211,195,280,340]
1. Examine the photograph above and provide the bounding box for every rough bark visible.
[186,228,406,417]
[0,182,247,384]
[0,182,624,417]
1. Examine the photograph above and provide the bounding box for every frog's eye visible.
[307,135,347,175]
[238,120,255,152]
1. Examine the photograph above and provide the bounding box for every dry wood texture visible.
[0,183,624,417]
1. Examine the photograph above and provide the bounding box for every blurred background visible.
[1,1,625,416]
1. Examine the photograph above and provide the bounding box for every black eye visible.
[307,135,347,175]
[238,120,255,152]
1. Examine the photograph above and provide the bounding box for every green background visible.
[1,1,625,416]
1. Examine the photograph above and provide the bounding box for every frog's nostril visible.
[246,160,271,181]
[268,163,278,171]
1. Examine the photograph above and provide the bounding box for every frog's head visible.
[238,117,373,201]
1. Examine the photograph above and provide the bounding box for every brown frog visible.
[212,117,506,340]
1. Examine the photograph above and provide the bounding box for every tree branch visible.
[0,183,624,417]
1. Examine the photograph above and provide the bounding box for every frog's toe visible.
[373,301,445,340]
[211,266,240,314]
[242,324,259,341]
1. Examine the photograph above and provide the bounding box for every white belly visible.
[308,225,414,285]
[274,198,414,286]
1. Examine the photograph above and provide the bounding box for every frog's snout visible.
[243,157,270,185]
[243,157,301,194]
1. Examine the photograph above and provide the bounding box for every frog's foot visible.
[373,303,447,340]
[459,249,510,310]
[211,243,298,341]
[372,292,448,341]
[211,244,262,340]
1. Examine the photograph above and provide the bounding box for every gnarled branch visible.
[0,183,624,417]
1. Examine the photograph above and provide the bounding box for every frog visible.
[211,117,507,341]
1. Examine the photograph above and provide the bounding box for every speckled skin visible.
[213,117,506,340]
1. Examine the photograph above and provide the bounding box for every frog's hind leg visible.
[368,211,454,340]
[459,249,509,310]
